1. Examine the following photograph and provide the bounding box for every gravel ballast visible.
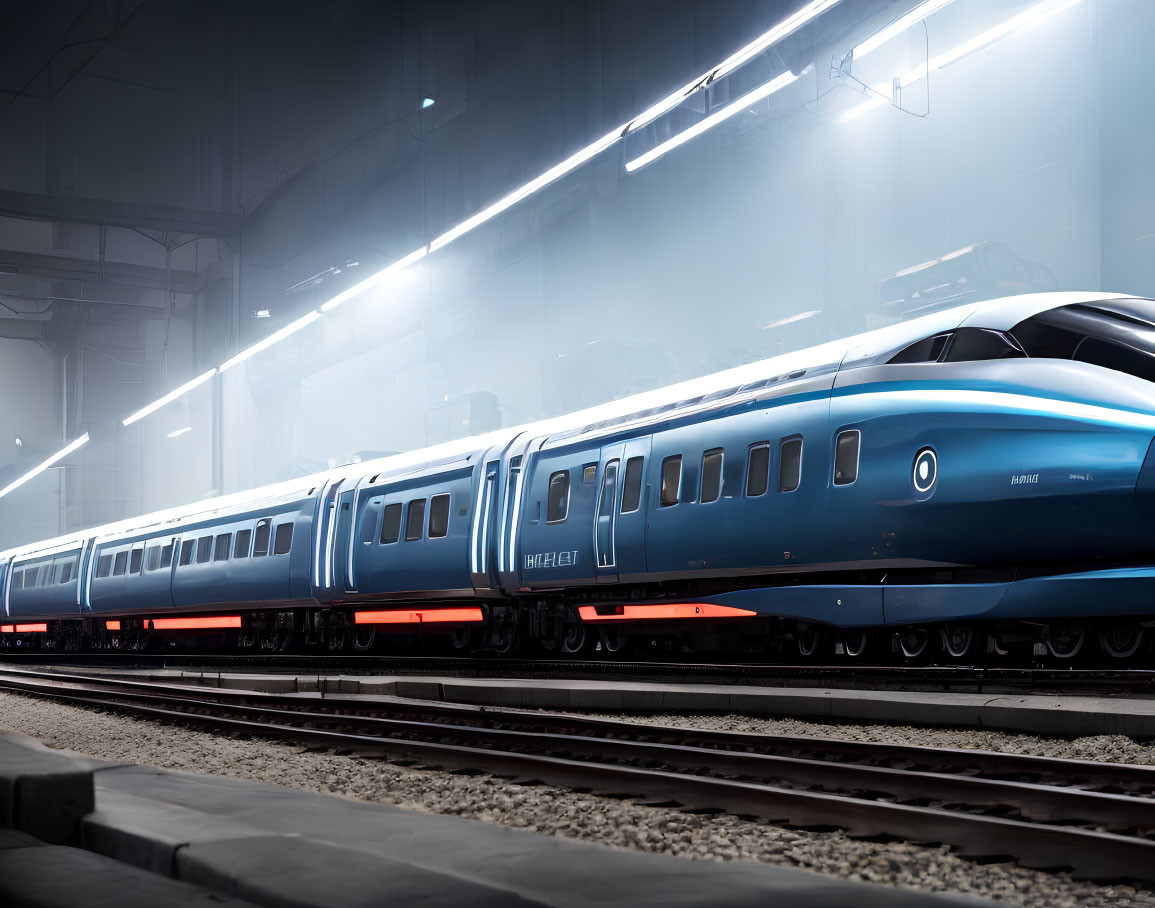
[0,690,1152,908]
[593,711,1155,764]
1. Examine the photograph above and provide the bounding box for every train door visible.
[311,478,346,601]
[615,436,651,582]
[593,444,623,583]
[470,459,501,592]
[342,478,366,595]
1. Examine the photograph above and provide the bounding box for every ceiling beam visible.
[0,248,198,293]
[0,188,240,237]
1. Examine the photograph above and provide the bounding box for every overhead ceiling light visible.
[166,426,192,439]
[625,69,801,172]
[430,130,620,251]
[122,370,217,427]
[0,433,89,501]
[252,308,271,319]
[839,0,1084,122]
[320,246,427,313]
[629,0,843,133]
[13,438,21,448]
[218,311,323,373]
[422,97,435,109]
[851,0,956,60]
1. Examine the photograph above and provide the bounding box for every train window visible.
[659,455,681,507]
[359,508,378,545]
[405,500,426,541]
[701,449,723,503]
[253,519,271,557]
[380,503,403,545]
[179,540,195,566]
[113,553,127,576]
[214,534,232,562]
[621,457,644,513]
[834,430,860,485]
[234,529,252,559]
[60,561,73,584]
[11,570,22,590]
[161,543,174,568]
[943,327,1025,362]
[429,494,451,538]
[779,437,803,492]
[546,471,569,523]
[34,564,47,587]
[583,465,597,484]
[96,555,112,578]
[273,523,294,555]
[129,547,144,574]
[196,536,213,564]
[889,332,953,364]
[146,545,161,572]
[26,566,40,586]
[746,444,770,497]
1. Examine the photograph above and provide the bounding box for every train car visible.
[4,291,1155,664]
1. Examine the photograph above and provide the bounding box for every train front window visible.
[889,328,1023,364]
[1011,302,1155,383]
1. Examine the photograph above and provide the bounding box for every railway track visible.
[2,665,1155,881]
[3,652,1155,696]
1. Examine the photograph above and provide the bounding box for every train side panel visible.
[8,548,84,620]
[352,467,476,598]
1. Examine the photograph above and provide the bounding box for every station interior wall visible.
[0,0,1151,547]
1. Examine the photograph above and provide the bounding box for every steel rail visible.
[4,652,1155,695]
[2,664,1155,791]
[2,669,1155,880]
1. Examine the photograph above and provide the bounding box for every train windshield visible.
[1010,301,1155,383]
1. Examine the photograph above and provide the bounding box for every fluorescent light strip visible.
[432,0,844,252]
[852,0,955,60]
[218,311,323,373]
[320,246,428,313]
[430,130,620,252]
[0,433,90,501]
[630,0,843,132]
[626,70,800,172]
[122,370,217,428]
[840,0,1084,122]
[166,426,192,439]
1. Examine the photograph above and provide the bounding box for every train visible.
[4,290,1155,664]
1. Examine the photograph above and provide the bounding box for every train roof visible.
[0,291,1133,563]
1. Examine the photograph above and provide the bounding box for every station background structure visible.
[0,0,1146,549]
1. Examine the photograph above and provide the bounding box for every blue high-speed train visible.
[5,291,1155,663]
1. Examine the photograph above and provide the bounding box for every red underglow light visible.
[577,603,757,623]
[0,625,12,633]
[149,616,242,631]
[105,620,121,631]
[355,608,484,625]
[13,623,48,633]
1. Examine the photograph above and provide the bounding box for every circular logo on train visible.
[912,447,937,495]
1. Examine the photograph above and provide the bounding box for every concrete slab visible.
[0,840,258,907]
[89,762,991,908]
[0,732,94,844]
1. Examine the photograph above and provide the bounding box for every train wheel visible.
[352,627,377,654]
[450,625,474,651]
[599,627,628,655]
[1098,623,1144,660]
[1042,622,1085,660]
[560,622,587,655]
[839,630,868,658]
[796,625,821,658]
[898,626,931,661]
[941,624,975,660]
